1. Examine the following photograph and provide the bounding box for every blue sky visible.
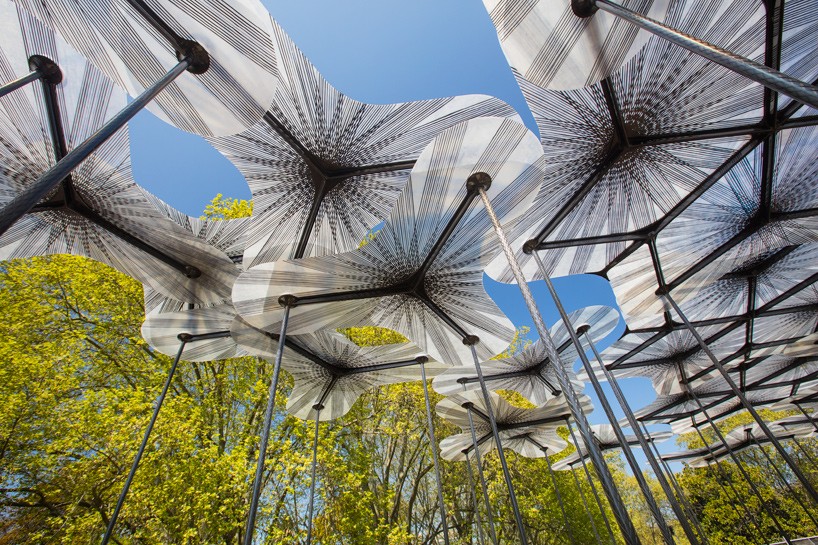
[127,0,673,460]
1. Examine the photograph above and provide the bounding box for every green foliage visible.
[2,198,817,544]
[201,193,253,220]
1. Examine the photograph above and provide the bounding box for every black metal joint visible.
[177,39,210,75]
[184,265,202,279]
[177,332,194,342]
[466,172,492,192]
[462,335,480,346]
[571,0,598,18]
[279,294,298,307]
[312,403,324,411]
[416,356,429,364]
[28,55,62,85]
[576,324,591,335]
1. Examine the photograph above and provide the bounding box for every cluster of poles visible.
[1,0,818,544]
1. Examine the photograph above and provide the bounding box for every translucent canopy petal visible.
[551,423,671,471]
[435,305,618,405]
[0,3,238,306]
[209,20,519,267]
[12,0,279,136]
[233,116,546,364]
[230,321,446,421]
[141,304,243,362]
[436,390,583,462]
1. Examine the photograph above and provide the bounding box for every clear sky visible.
[127,0,674,462]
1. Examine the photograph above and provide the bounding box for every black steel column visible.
[541,446,578,545]
[465,406,499,545]
[243,303,292,545]
[0,58,192,237]
[572,0,818,110]
[582,329,702,545]
[479,185,639,544]
[464,451,487,545]
[468,344,529,545]
[306,408,321,545]
[101,337,187,545]
[663,291,818,504]
[567,423,618,545]
[420,360,451,545]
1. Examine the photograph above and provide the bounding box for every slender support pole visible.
[702,458,765,543]
[101,337,187,545]
[644,422,709,544]
[795,403,818,433]
[582,330,701,545]
[420,361,450,545]
[468,345,529,545]
[574,0,818,110]
[747,432,818,527]
[663,291,818,504]
[464,451,487,545]
[568,463,605,545]
[567,423,618,545]
[793,438,818,472]
[306,407,321,545]
[0,69,42,99]
[0,58,191,238]
[479,186,639,544]
[684,376,792,545]
[243,305,291,545]
[466,406,499,545]
[542,447,578,545]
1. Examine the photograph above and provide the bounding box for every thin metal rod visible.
[243,307,291,545]
[793,438,818,472]
[466,407,499,545]
[464,452,487,545]
[701,457,765,543]
[795,403,818,433]
[468,345,529,545]
[644,422,709,544]
[420,362,450,545]
[748,432,818,528]
[567,423,618,545]
[478,185,639,544]
[0,58,191,238]
[568,463,605,545]
[306,408,320,545]
[591,0,818,110]
[684,376,793,545]
[542,447,578,545]
[664,291,818,504]
[0,69,41,99]
[582,330,701,545]
[101,339,187,545]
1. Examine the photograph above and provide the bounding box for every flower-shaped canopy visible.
[141,304,242,362]
[594,325,746,396]
[606,124,818,328]
[210,20,519,268]
[0,1,238,306]
[486,0,794,284]
[663,420,815,468]
[436,390,582,462]
[483,0,669,90]
[551,424,671,471]
[232,116,547,364]
[231,320,447,421]
[12,0,280,136]
[434,305,618,405]
[635,377,792,434]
